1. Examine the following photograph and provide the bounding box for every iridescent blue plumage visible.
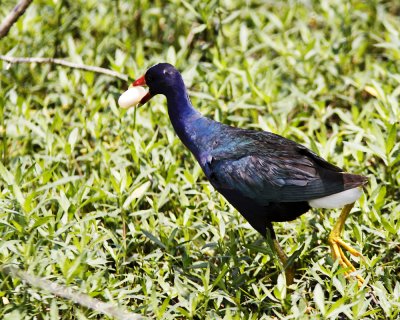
[142,63,367,237]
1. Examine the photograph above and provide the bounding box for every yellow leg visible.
[328,203,364,285]
[273,239,295,285]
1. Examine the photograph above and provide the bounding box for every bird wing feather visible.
[205,129,347,205]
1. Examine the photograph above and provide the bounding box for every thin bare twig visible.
[0,55,129,80]
[1,265,146,320]
[0,0,34,39]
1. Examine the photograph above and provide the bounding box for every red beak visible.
[132,76,146,87]
[132,75,152,105]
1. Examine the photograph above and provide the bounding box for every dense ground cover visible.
[0,0,399,318]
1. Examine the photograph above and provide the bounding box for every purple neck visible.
[164,83,202,152]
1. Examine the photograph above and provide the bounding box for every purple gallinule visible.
[120,63,368,284]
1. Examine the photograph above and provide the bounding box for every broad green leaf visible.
[122,181,150,209]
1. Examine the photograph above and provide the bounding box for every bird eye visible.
[163,69,173,76]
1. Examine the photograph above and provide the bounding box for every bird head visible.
[118,63,184,108]
[143,63,181,92]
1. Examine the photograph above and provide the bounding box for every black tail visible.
[343,173,368,189]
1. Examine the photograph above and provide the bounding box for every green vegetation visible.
[1,0,399,319]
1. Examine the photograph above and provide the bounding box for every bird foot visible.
[329,235,365,285]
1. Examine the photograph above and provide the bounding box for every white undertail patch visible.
[308,188,362,209]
